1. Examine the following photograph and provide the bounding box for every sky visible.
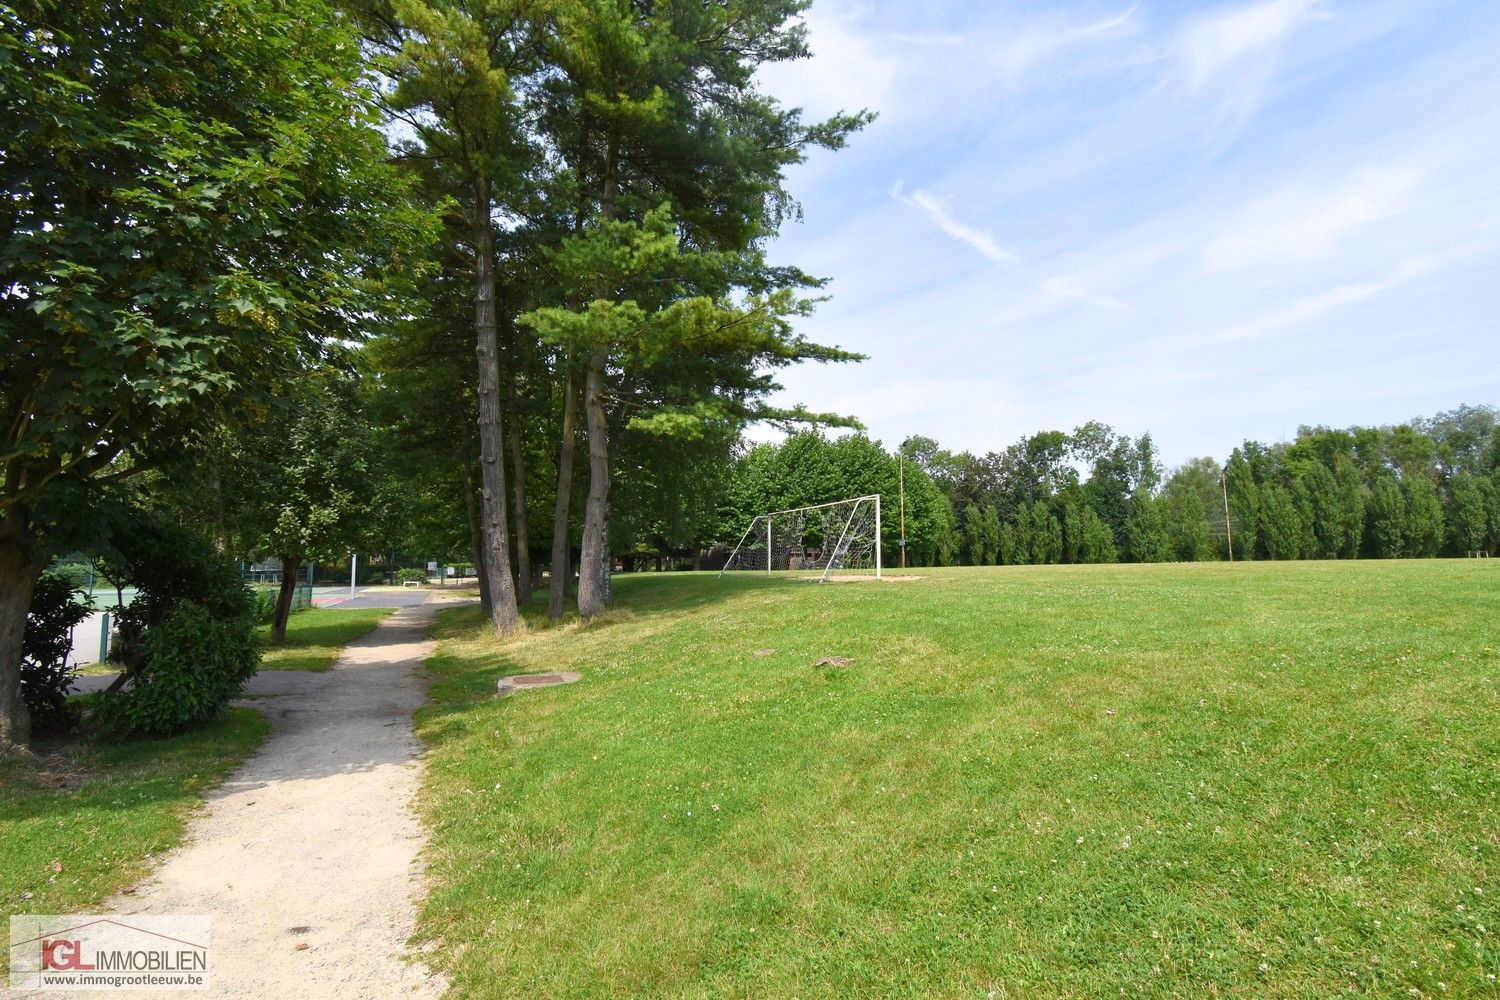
[751,0,1500,468]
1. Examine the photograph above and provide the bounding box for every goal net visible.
[718,495,882,581]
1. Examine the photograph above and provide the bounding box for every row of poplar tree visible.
[715,404,1500,567]
[0,0,868,747]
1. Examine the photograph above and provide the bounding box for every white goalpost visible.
[718,495,882,581]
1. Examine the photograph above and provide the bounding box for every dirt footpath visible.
[102,606,448,999]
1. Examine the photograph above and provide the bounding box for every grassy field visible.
[415,561,1499,998]
[0,709,266,919]
[257,607,392,671]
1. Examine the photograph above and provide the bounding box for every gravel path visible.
[96,606,449,999]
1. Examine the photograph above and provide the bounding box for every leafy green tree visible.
[1416,405,1497,478]
[1485,473,1500,553]
[1080,506,1119,563]
[962,505,986,567]
[900,436,968,495]
[997,523,1020,566]
[1287,461,1341,559]
[0,0,419,747]
[1064,503,1116,563]
[1029,502,1063,565]
[224,377,383,641]
[1161,459,1222,561]
[1386,425,1439,481]
[358,0,540,633]
[1223,449,1260,560]
[1334,458,1366,558]
[959,502,1000,566]
[719,432,954,569]
[1259,484,1304,560]
[1445,473,1487,556]
[1404,476,1444,558]
[1123,490,1170,563]
[528,1,870,617]
[1368,473,1407,558]
[979,507,1002,566]
[1010,508,1034,566]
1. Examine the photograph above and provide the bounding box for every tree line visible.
[711,404,1499,569]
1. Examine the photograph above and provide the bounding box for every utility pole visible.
[898,451,908,569]
[1221,473,1234,562]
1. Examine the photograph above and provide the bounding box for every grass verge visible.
[1,708,267,921]
[257,607,393,671]
[413,561,1499,999]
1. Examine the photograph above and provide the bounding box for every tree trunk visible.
[0,510,44,751]
[507,388,533,608]
[575,132,619,620]
[461,463,493,618]
[576,349,611,618]
[471,174,521,633]
[270,555,300,644]
[548,366,578,621]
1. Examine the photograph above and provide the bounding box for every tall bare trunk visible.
[576,134,619,619]
[506,382,533,607]
[0,508,44,750]
[548,366,578,621]
[461,463,493,617]
[576,349,611,618]
[472,174,521,633]
[270,555,300,643]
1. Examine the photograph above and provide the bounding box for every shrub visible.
[251,587,276,624]
[20,572,93,732]
[91,517,261,737]
[396,567,429,585]
[91,600,259,737]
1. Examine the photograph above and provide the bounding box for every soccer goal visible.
[718,495,882,581]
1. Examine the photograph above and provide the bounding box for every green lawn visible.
[0,709,266,920]
[257,607,393,671]
[415,561,1500,999]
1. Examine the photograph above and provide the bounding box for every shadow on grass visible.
[416,573,789,749]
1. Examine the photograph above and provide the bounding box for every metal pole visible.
[717,518,759,580]
[350,553,357,598]
[898,453,907,569]
[1221,473,1234,562]
[766,516,773,575]
[875,494,883,579]
[99,611,110,664]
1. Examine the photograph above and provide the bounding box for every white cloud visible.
[1179,0,1323,90]
[992,6,1141,83]
[1043,276,1130,311]
[890,182,1019,266]
[1204,164,1423,270]
[1211,253,1445,343]
[755,6,897,118]
[757,1,1500,466]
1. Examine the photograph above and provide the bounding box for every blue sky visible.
[752,0,1500,468]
